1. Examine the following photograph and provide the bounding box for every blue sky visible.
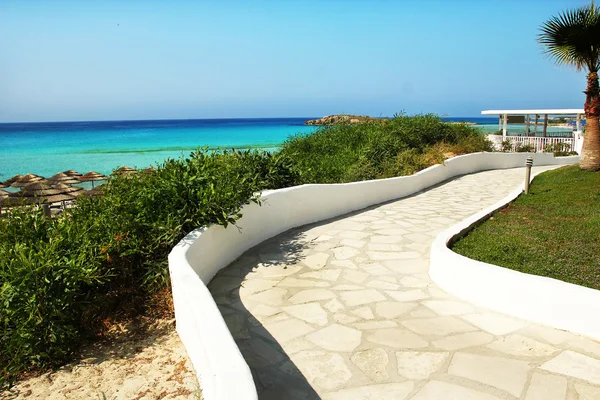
[0,0,590,122]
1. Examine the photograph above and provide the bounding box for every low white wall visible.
[429,159,600,341]
[169,152,579,400]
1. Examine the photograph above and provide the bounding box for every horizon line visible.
[0,115,490,125]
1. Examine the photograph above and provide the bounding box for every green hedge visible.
[0,114,491,386]
[280,114,492,183]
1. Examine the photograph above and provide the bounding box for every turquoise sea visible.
[0,117,573,181]
[0,118,317,180]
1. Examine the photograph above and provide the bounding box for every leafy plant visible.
[281,114,491,182]
[500,140,514,152]
[544,141,576,156]
[515,143,536,152]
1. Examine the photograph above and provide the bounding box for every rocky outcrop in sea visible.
[305,115,381,125]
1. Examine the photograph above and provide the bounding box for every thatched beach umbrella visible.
[3,174,23,186]
[51,183,84,197]
[0,182,6,189]
[142,166,156,175]
[79,171,109,188]
[112,166,138,177]
[11,173,45,188]
[62,169,83,178]
[80,185,105,197]
[47,172,81,185]
[12,181,62,197]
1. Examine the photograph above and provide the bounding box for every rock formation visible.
[305,115,382,125]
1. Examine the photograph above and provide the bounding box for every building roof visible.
[482,109,584,115]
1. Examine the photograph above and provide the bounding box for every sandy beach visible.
[1,320,200,400]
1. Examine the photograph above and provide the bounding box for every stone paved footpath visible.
[209,166,600,400]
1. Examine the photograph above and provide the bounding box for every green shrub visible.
[0,149,296,387]
[500,140,513,152]
[543,142,575,156]
[0,208,109,382]
[281,114,491,183]
[454,134,494,153]
[515,143,536,152]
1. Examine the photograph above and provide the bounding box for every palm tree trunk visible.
[580,71,600,171]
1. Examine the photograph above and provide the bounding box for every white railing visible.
[487,134,580,153]
[509,136,574,152]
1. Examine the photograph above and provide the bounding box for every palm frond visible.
[538,2,600,72]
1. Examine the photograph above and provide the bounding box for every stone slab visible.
[448,352,530,397]
[396,351,449,380]
[540,350,600,385]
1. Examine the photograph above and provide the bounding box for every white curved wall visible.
[168,152,578,400]
[429,162,600,341]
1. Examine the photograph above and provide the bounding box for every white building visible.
[481,109,585,154]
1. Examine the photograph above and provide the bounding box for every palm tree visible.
[538,2,600,170]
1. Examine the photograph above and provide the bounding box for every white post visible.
[502,114,507,139]
[576,114,582,133]
[543,114,548,138]
[534,114,539,136]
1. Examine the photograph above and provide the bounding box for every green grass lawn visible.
[452,165,600,290]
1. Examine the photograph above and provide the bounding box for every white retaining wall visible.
[168,152,578,400]
[429,158,600,342]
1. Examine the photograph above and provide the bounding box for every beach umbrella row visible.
[0,164,161,213]
[1,171,110,189]
[0,182,105,208]
[0,167,120,212]
[1,181,76,207]
[1,165,155,186]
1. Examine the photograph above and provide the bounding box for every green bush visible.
[543,141,577,156]
[281,114,491,183]
[0,149,297,386]
[500,140,513,152]
[0,208,109,382]
[515,143,536,152]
